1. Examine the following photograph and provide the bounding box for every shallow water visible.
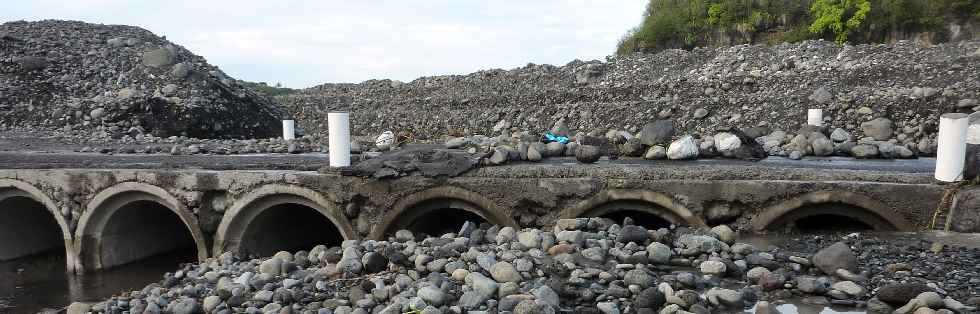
[746,302,865,314]
[0,249,195,314]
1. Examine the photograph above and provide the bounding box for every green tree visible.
[809,0,872,43]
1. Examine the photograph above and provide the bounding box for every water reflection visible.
[748,302,865,314]
[0,249,194,314]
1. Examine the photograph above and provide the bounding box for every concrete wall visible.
[0,163,972,273]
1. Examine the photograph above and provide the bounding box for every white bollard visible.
[807,109,823,126]
[328,112,351,167]
[282,120,295,141]
[936,113,969,182]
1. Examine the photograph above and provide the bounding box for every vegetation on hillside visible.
[240,81,295,96]
[616,0,980,55]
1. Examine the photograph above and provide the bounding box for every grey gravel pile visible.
[280,40,980,159]
[0,20,285,139]
[69,220,979,314]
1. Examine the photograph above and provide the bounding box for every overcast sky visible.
[5,1,646,88]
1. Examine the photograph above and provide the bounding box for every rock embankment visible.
[0,20,285,139]
[72,220,979,314]
[280,39,980,159]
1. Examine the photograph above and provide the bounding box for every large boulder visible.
[643,145,667,159]
[861,118,894,141]
[667,135,699,160]
[811,136,834,156]
[714,132,742,157]
[621,138,645,157]
[876,283,934,305]
[851,144,879,158]
[639,120,675,146]
[812,242,857,275]
[142,47,175,68]
[576,145,602,163]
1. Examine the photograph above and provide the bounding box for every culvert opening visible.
[0,195,64,261]
[793,214,873,231]
[766,202,894,232]
[240,203,343,258]
[402,207,488,238]
[584,200,681,230]
[595,209,673,230]
[99,200,197,269]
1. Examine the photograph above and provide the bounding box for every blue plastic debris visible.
[545,133,570,144]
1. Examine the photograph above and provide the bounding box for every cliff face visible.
[278,39,980,152]
[616,0,980,56]
[701,20,978,49]
[0,20,285,139]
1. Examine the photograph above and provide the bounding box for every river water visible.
[0,250,196,314]
[1,232,977,314]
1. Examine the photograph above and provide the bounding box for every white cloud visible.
[4,0,646,87]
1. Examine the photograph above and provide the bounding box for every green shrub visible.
[616,0,978,55]
[809,0,871,44]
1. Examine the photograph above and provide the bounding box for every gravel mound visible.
[0,20,285,139]
[279,40,980,152]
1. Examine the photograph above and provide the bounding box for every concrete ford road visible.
[1,154,976,274]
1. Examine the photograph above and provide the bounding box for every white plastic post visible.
[328,112,351,167]
[282,120,295,141]
[936,113,969,182]
[807,109,823,126]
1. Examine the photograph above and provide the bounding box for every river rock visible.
[700,261,727,275]
[915,292,944,309]
[67,302,92,314]
[527,145,543,161]
[575,145,602,163]
[490,262,521,283]
[647,242,672,264]
[624,269,653,288]
[639,120,674,146]
[617,225,648,243]
[375,131,395,151]
[518,230,543,249]
[876,283,933,305]
[259,258,283,276]
[710,225,735,244]
[831,281,865,297]
[851,144,879,158]
[707,288,743,308]
[597,302,619,314]
[867,298,895,314]
[621,138,645,157]
[667,135,699,160]
[643,145,667,159]
[714,132,742,157]
[142,47,174,68]
[418,286,447,307]
[812,242,856,275]
[862,118,894,141]
[675,234,728,255]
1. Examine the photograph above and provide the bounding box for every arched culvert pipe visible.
[74,182,209,273]
[238,202,345,258]
[0,191,67,261]
[584,200,679,230]
[560,190,707,229]
[0,180,75,272]
[382,198,490,238]
[370,186,518,240]
[214,185,355,257]
[751,191,912,232]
